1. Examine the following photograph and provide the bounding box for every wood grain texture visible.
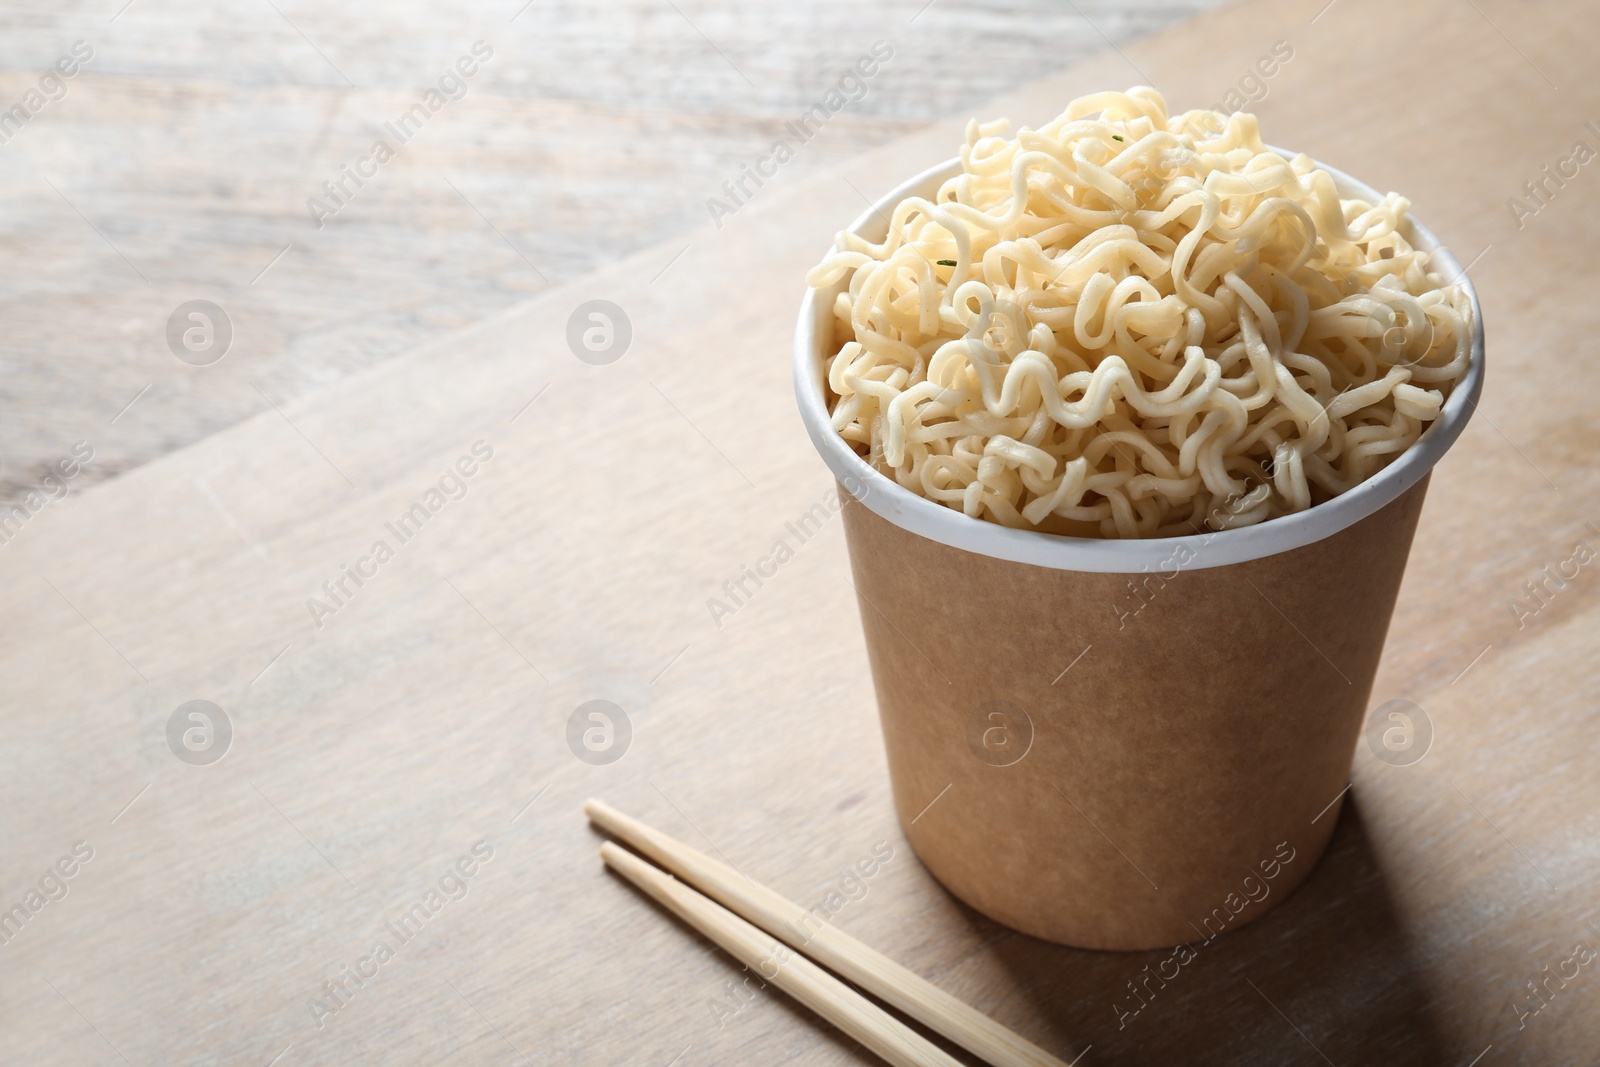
[0,0,1220,499]
[0,0,1597,1065]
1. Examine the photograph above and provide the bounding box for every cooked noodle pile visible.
[806,88,1472,539]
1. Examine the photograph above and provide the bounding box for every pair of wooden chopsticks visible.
[586,798,1075,1067]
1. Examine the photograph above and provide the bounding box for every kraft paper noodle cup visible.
[794,157,1484,950]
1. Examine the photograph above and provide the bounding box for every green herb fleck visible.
[937,259,957,266]
[1112,134,1124,141]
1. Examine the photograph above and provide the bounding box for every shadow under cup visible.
[794,158,1485,951]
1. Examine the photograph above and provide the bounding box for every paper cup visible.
[794,157,1484,950]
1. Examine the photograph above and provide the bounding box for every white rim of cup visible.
[793,153,1485,572]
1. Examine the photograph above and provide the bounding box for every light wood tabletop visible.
[0,0,1217,499]
[2,0,1597,1064]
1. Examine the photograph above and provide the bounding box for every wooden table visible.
[0,0,1216,499]
[2,0,1596,1063]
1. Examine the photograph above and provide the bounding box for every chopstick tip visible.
[585,797,627,833]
